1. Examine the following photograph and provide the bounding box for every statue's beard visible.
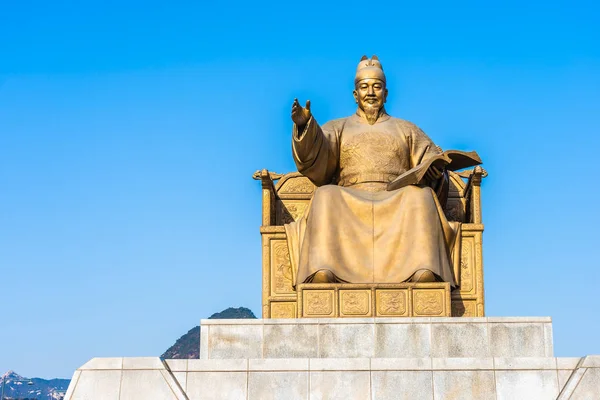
[362,103,381,125]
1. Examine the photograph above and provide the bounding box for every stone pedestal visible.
[65,317,600,400]
[200,317,554,359]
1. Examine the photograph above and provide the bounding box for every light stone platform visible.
[65,317,600,400]
[200,317,554,359]
[65,355,600,399]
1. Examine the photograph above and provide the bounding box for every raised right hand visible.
[291,98,312,127]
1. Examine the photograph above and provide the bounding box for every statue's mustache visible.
[363,97,381,107]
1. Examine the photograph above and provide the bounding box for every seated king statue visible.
[285,55,459,287]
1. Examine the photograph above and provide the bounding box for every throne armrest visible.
[458,166,487,224]
[253,169,281,226]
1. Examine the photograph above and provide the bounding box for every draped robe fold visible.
[285,113,458,287]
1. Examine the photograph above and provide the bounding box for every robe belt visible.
[338,173,398,186]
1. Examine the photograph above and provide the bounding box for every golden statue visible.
[254,55,486,318]
[286,55,474,288]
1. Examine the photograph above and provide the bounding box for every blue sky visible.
[1,0,599,379]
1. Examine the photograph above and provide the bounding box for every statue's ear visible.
[360,55,368,61]
[353,89,359,104]
[371,55,379,61]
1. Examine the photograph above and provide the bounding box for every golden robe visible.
[285,112,458,287]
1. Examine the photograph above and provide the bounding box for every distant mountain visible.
[206,307,257,320]
[0,371,69,399]
[161,307,256,359]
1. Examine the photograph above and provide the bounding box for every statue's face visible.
[353,78,388,112]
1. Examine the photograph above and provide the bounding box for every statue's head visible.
[353,55,388,124]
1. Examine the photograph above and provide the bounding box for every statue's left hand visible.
[425,165,444,182]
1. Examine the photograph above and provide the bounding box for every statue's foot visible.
[311,269,336,283]
[410,269,437,283]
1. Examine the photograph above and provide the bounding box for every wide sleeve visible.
[292,117,340,186]
[408,124,442,168]
[407,123,449,200]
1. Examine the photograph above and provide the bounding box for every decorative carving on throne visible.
[297,283,451,318]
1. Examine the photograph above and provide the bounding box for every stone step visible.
[200,317,554,359]
[65,356,600,399]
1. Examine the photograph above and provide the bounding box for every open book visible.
[387,150,482,191]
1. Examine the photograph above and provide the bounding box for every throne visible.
[254,167,487,318]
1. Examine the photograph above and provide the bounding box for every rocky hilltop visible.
[161,306,256,359]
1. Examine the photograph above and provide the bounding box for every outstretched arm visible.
[290,99,339,186]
